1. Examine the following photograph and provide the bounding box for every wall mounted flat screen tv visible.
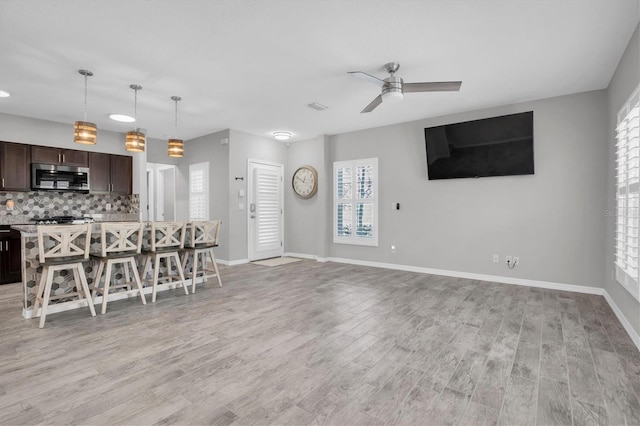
[425,111,534,180]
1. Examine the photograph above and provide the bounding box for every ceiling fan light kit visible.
[348,62,462,113]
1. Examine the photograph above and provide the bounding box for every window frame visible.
[333,157,379,247]
[614,83,640,302]
[189,162,210,221]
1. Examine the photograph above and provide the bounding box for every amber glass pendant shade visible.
[168,138,184,157]
[74,120,97,145]
[125,131,146,152]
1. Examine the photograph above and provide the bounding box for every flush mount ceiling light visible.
[0,90,10,98]
[307,102,328,111]
[168,95,184,158]
[273,131,292,141]
[74,69,97,145]
[109,113,135,123]
[125,84,145,153]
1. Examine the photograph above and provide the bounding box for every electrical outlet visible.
[492,254,499,263]
[513,256,520,266]
[506,255,513,265]
[390,245,396,253]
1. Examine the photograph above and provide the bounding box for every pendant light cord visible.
[174,98,179,137]
[83,73,88,122]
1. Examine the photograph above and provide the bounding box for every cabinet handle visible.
[0,230,9,233]
[58,153,61,163]
[62,153,65,163]
[1,178,4,188]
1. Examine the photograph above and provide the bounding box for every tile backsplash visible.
[0,191,139,223]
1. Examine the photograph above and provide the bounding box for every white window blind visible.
[615,84,640,302]
[189,162,209,221]
[334,158,378,246]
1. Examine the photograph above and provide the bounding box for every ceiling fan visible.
[348,62,462,113]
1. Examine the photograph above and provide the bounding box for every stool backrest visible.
[95,222,143,257]
[150,221,186,251]
[37,224,92,262]
[186,220,221,248]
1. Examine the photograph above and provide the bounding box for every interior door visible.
[248,160,283,261]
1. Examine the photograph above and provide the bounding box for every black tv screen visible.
[425,111,534,180]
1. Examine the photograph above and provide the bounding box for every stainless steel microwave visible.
[31,163,90,192]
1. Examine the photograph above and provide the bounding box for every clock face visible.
[292,166,318,199]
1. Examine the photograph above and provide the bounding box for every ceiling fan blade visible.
[403,81,462,93]
[361,95,383,113]
[348,71,385,87]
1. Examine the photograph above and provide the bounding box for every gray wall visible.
[324,90,608,289]
[175,129,230,260]
[285,135,330,258]
[228,129,287,261]
[605,23,640,336]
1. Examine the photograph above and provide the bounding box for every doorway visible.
[247,159,284,261]
[146,163,177,222]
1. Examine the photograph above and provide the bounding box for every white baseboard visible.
[324,256,640,351]
[602,290,640,350]
[217,258,249,266]
[284,252,328,262]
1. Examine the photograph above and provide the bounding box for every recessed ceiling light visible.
[273,131,292,141]
[0,90,10,98]
[109,113,135,123]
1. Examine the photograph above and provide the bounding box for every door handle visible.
[250,215,255,219]
[250,203,256,212]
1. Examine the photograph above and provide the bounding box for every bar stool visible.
[140,221,188,302]
[90,222,146,314]
[181,220,223,293]
[32,224,96,328]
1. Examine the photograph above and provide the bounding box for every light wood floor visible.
[0,260,638,425]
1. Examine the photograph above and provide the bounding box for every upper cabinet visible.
[31,146,88,167]
[89,153,132,195]
[0,142,31,191]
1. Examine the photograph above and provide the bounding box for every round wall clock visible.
[292,165,318,199]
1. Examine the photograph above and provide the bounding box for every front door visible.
[248,160,284,261]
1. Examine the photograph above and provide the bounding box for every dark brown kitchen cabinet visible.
[0,226,21,285]
[89,153,132,195]
[0,142,31,191]
[31,146,88,167]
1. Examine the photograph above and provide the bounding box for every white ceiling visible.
[0,1,638,142]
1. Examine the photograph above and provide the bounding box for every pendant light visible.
[74,69,97,145]
[125,84,145,152]
[168,95,184,158]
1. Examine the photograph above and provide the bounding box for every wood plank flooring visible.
[0,260,638,425]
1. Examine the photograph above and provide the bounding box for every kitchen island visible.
[12,219,198,319]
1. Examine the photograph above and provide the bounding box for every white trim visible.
[324,256,639,350]
[602,290,640,350]
[284,252,318,260]
[218,258,250,266]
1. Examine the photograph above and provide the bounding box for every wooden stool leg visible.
[174,252,189,295]
[39,266,55,329]
[71,267,83,300]
[91,260,106,302]
[191,252,200,293]
[210,249,222,287]
[124,261,131,291]
[101,261,113,315]
[77,265,96,317]
[32,265,48,317]
[152,255,160,303]
[129,258,146,305]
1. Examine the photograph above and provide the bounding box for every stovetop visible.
[30,216,95,225]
